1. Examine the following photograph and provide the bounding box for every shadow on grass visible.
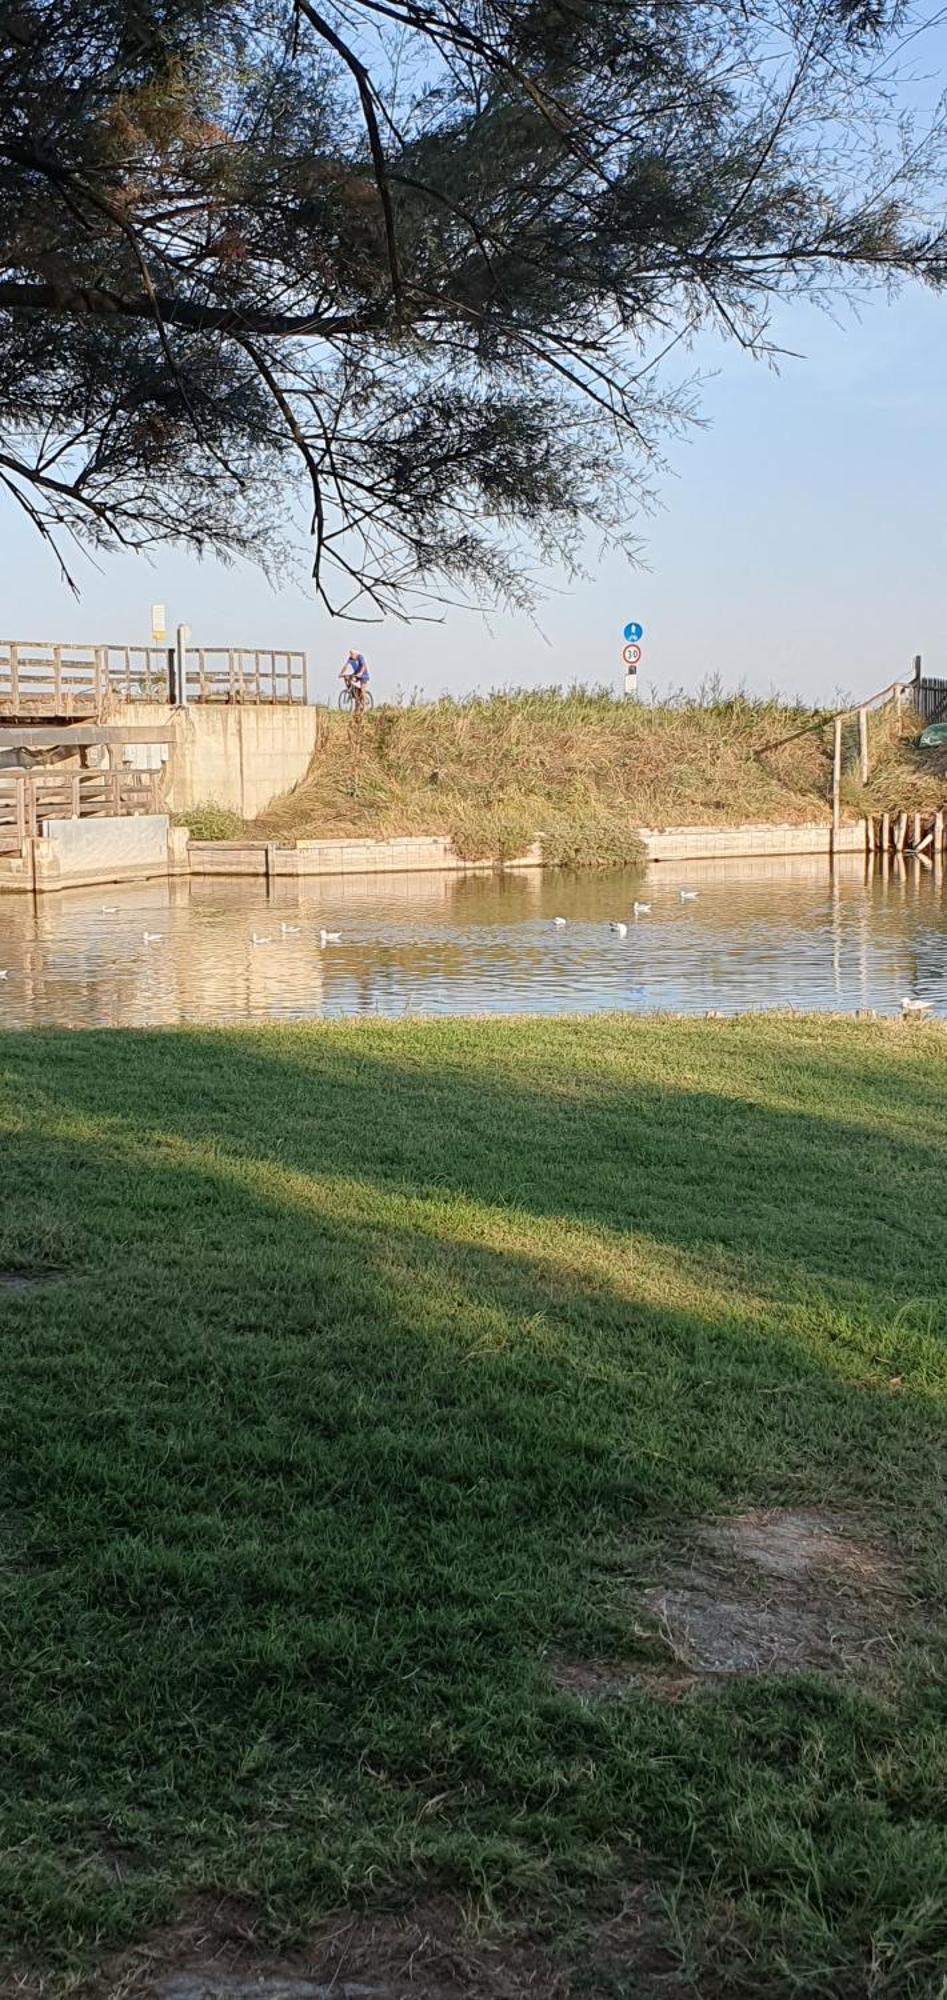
[0,1021,945,1991]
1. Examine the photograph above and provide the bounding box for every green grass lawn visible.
[1,1016,946,1996]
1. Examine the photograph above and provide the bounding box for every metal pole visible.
[175,624,191,707]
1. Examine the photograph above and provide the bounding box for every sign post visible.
[621,624,644,699]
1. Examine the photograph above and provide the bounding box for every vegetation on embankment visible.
[1,1016,946,1996]
[253,687,947,861]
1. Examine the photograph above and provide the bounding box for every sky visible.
[4,72,947,709]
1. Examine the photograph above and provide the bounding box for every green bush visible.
[175,802,246,841]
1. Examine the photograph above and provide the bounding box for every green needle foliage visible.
[1,2,946,607]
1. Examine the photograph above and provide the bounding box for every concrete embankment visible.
[2,813,938,895]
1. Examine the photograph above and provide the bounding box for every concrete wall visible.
[0,817,187,894]
[187,835,545,877]
[118,703,319,819]
[639,821,866,863]
[34,815,179,892]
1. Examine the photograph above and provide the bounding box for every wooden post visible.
[895,810,907,852]
[895,684,903,733]
[881,811,890,853]
[858,706,869,785]
[912,811,922,852]
[866,815,875,855]
[70,772,80,819]
[935,810,945,854]
[832,713,842,853]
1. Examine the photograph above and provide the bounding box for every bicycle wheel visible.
[361,689,374,711]
[338,686,355,712]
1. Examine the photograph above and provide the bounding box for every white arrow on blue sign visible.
[624,622,644,643]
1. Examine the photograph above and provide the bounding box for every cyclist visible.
[340,649,371,710]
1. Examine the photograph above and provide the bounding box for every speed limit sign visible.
[622,643,642,668]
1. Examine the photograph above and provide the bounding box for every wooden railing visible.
[0,768,161,854]
[184,647,307,704]
[0,641,308,711]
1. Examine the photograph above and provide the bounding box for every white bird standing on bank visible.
[552,916,567,927]
[633,902,651,918]
[320,929,341,946]
[901,997,933,1015]
[680,889,699,902]
[610,922,628,938]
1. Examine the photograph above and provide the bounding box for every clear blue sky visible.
[4,278,946,711]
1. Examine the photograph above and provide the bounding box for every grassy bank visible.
[1,1017,946,1996]
[250,688,947,862]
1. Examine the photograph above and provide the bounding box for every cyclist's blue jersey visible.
[349,654,369,683]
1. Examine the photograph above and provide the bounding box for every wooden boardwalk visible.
[0,641,307,713]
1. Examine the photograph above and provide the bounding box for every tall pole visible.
[175,624,191,707]
[832,713,842,855]
[858,705,869,786]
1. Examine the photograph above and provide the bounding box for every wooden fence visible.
[0,769,161,854]
[917,676,947,727]
[0,641,307,711]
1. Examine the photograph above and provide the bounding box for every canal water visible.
[0,853,945,1028]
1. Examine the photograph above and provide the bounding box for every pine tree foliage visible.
[1,1,944,608]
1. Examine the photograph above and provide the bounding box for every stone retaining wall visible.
[639,821,864,863]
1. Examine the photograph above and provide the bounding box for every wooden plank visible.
[912,811,922,851]
[935,809,945,853]
[881,810,890,851]
[866,815,875,854]
[894,810,907,851]
[0,724,172,749]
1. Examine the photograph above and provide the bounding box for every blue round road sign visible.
[624,622,644,643]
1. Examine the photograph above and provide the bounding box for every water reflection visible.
[0,852,944,1028]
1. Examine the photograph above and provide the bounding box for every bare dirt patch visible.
[0,1268,64,1294]
[0,1889,677,2000]
[554,1509,911,1700]
[78,1900,564,2000]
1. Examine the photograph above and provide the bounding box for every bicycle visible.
[338,680,374,713]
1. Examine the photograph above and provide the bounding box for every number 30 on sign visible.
[622,643,642,668]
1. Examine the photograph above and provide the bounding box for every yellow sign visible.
[151,603,166,644]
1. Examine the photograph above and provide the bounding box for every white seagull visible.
[901,997,933,1015]
[610,921,628,938]
[0,970,7,980]
[552,916,567,927]
[280,923,301,935]
[100,905,118,915]
[251,933,272,945]
[320,929,342,946]
[679,889,699,902]
[633,901,651,918]
[142,931,162,945]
